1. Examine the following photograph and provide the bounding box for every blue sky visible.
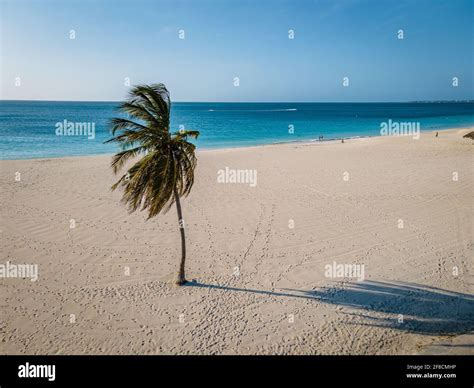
[1,0,472,102]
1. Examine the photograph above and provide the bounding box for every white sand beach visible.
[0,128,473,355]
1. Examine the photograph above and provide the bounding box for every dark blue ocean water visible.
[0,101,473,159]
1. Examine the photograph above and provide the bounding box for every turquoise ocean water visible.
[0,101,473,159]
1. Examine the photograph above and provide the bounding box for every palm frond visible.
[131,84,170,122]
[108,117,149,136]
[110,145,148,174]
[119,101,165,128]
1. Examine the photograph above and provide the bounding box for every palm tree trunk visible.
[174,188,187,285]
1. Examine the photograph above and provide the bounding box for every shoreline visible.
[1,126,472,162]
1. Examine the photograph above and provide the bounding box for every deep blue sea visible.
[0,101,473,159]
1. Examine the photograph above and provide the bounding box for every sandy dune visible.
[1,128,473,355]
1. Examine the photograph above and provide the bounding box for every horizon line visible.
[1,99,473,104]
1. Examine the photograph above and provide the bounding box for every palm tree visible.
[106,83,199,285]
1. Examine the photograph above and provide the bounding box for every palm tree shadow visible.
[185,280,474,336]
